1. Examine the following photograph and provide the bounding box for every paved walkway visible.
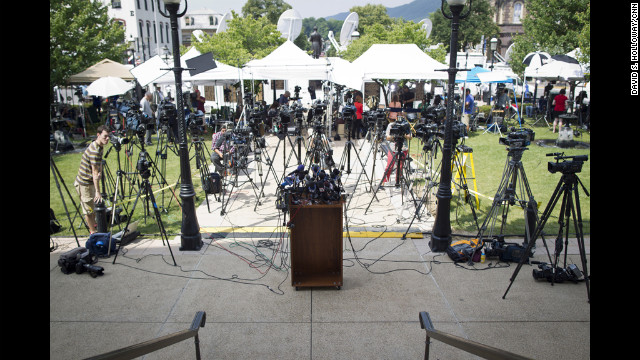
[50,132,590,359]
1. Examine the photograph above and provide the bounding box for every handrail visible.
[84,311,206,360]
[419,311,533,360]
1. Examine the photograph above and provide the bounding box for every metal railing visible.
[84,311,206,360]
[419,311,533,360]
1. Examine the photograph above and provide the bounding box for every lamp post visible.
[488,37,498,107]
[430,0,472,252]
[158,0,202,251]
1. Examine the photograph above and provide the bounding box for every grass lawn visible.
[408,116,590,238]
[51,116,590,240]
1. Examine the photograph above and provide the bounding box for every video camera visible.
[422,104,446,123]
[389,119,411,137]
[310,99,327,117]
[186,110,206,135]
[157,99,177,126]
[484,238,532,263]
[58,247,104,278]
[546,153,588,174]
[291,86,302,100]
[414,122,441,140]
[499,128,535,148]
[532,261,584,283]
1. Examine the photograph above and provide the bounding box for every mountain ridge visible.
[324,0,442,23]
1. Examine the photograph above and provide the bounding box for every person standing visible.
[74,125,110,234]
[309,27,323,59]
[195,89,206,113]
[278,91,290,106]
[140,92,154,145]
[462,88,474,131]
[552,89,568,133]
[353,94,364,139]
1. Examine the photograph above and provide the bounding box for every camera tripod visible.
[153,121,179,205]
[219,141,261,216]
[503,154,590,303]
[364,137,419,215]
[112,149,177,266]
[338,118,368,176]
[475,144,544,254]
[189,134,214,213]
[345,121,384,209]
[282,121,308,173]
[50,153,85,247]
[303,120,335,171]
[251,133,280,211]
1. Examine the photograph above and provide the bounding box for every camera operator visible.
[383,114,412,183]
[74,125,110,234]
[210,125,234,176]
[462,88,474,131]
[278,91,290,106]
[140,92,154,146]
[353,94,364,139]
[400,85,415,110]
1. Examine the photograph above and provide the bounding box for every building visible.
[489,0,526,56]
[180,9,224,46]
[101,0,181,65]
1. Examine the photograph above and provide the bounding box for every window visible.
[136,0,140,10]
[209,16,214,26]
[204,86,216,101]
[185,17,190,26]
[153,21,157,43]
[513,2,523,24]
[111,0,121,8]
[166,24,170,46]
[144,0,148,11]
[159,22,164,43]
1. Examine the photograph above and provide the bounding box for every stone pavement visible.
[50,132,590,359]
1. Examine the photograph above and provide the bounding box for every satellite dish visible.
[217,12,232,33]
[277,9,302,41]
[504,43,515,64]
[339,12,359,47]
[418,18,433,39]
[192,29,205,42]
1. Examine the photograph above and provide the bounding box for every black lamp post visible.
[158,0,202,251]
[430,0,472,252]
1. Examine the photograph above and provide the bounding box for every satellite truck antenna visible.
[277,9,302,41]
[217,12,232,33]
[328,12,359,52]
[418,18,433,39]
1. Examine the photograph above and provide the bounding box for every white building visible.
[101,0,182,65]
[180,9,224,46]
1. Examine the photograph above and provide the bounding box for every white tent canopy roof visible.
[351,44,448,81]
[244,40,331,80]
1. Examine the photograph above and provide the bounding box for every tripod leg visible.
[145,181,178,266]
[113,182,146,264]
[570,180,590,302]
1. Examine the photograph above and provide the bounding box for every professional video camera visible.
[157,99,177,126]
[365,109,387,126]
[109,133,130,151]
[414,122,441,140]
[58,247,104,278]
[422,104,446,123]
[499,128,535,148]
[137,151,152,179]
[547,152,588,174]
[484,238,532,263]
[186,111,206,135]
[310,99,327,118]
[389,119,411,137]
[279,105,293,125]
[291,86,302,101]
[532,261,584,283]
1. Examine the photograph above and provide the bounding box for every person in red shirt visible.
[353,94,364,139]
[552,88,568,133]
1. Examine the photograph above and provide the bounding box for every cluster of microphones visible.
[279,164,345,205]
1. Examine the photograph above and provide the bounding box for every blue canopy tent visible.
[476,71,523,128]
[454,66,490,83]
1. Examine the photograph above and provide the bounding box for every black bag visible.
[446,238,483,263]
[50,208,62,235]
[85,232,116,257]
[205,172,221,194]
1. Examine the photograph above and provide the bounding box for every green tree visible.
[349,4,393,36]
[429,0,499,52]
[241,0,292,25]
[508,0,590,75]
[194,11,285,66]
[50,0,127,89]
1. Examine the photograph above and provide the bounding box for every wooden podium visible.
[289,200,343,290]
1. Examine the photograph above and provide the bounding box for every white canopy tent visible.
[351,44,448,83]
[244,40,332,81]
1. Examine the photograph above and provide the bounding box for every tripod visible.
[255,132,285,209]
[153,121,179,206]
[503,154,590,303]
[337,118,367,175]
[364,136,419,215]
[219,140,261,216]
[303,121,335,170]
[282,121,307,173]
[346,120,383,209]
[189,133,214,213]
[50,153,85,247]
[112,149,177,266]
[475,142,544,253]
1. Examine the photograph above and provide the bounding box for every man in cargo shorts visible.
[74,125,110,234]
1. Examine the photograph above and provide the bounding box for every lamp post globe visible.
[429,0,472,252]
[158,0,202,251]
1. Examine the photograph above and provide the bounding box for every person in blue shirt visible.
[462,88,474,131]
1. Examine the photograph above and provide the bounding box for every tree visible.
[429,0,500,52]
[194,11,284,66]
[508,0,590,75]
[241,0,292,25]
[50,0,127,89]
[349,4,392,36]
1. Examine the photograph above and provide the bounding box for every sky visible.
[186,0,415,19]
